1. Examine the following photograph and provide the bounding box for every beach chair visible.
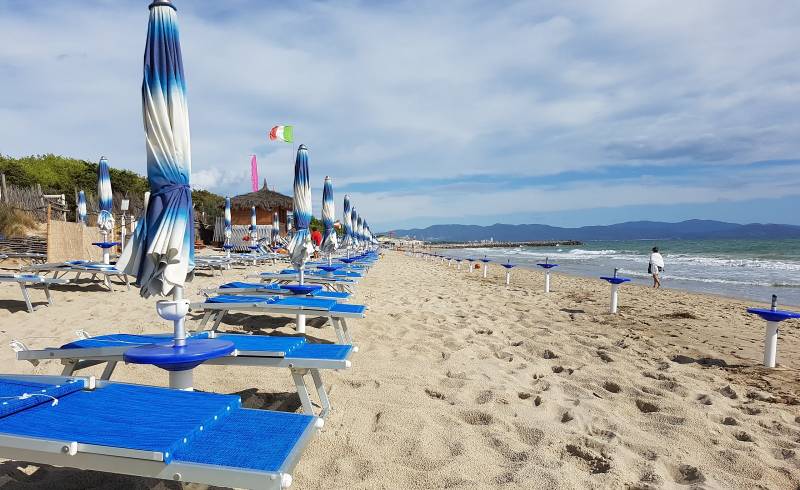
[12,331,353,417]
[0,374,320,489]
[23,261,129,292]
[201,281,351,302]
[0,274,71,313]
[189,295,364,347]
[248,272,359,293]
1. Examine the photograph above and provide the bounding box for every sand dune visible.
[0,251,798,489]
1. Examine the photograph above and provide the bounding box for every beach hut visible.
[227,181,292,236]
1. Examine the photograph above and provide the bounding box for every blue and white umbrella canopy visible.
[223,197,232,240]
[350,207,359,247]
[342,195,353,248]
[97,157,114,233]
[356,215,364,244]
[77,190,87,225]
[320,176,338,253]
[249,206,258,241]
[288,145,314,268]
[117,0,194,298]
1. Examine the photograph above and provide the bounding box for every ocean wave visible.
[615,268,800,288]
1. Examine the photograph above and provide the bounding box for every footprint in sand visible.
[672,464,704,484]
[733,431,754,442]
[542,349,558,359]
[561,411,574,423]
[635,399,660,413]
[602,381,621,393]
[425,388,446,400]
[475,390,494,404]
[460,410,494,426]
[518,392,531,400]
[597,350,614,363]
[565,442,612,474]
[534,395,542,407]
[721,416,738,426]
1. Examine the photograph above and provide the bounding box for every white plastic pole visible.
[169,370,193,391]
[505,270,510,286]
[483,264,488,278]
[467,263,472,273]
[545,271,551,293]
[764,321,778,368]
[610,283,619,314]
[457,262,461,271]
[101,231,110,264]
[297,267,306,334]
[120,214,126,250]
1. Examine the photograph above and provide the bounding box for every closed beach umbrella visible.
[272,210,280,243]
[342,195,353,249]
[118,0,195,299]
[250,206,258,241]
[356,215,364,246]
[321,176,338,254]
[97,157,114,234]
[118,0,233,391]
[288,145,314,270]
[351,207,359,247]
[223,197,232,240]
[77,190,87,225]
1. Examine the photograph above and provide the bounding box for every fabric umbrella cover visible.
[356,215,364,243]
[320,176,338,253]
[342,194,352,248]
[350,207,359,247]
[223,197,231,239]
[287,145,314,268]
[117,0,194,298]
[250,206,258,241]
[97,157,114,233]
[77,190,87,225]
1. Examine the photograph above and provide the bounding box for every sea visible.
[444,239,800,307]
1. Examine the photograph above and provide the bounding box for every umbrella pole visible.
[101,231,110,265]
[155,285,193,390]
[296,266,306,334]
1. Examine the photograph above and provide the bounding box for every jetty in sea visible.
[431,240,582,249]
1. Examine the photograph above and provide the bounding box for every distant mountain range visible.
[389,220,800,242]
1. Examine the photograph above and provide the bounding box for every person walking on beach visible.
[649,247,664,288]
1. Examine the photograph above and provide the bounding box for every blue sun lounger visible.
[12,331,352,417]
[189,295,365,346]
[201,281,351,302]
[23,261,129,292]
[0,374,320,489]
[0,274,71,313]
[247,272,358,293]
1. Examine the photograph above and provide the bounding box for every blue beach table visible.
[747,298,800,368]
[501,262,516,285]
[537,260,559,293]
[479,257,491,278]
[600,274,631,314]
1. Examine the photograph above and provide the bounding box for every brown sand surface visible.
[0,250,798,489]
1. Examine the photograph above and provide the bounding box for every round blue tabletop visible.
[124,338,234,371]
[479,259,491,263]
[339,258,357,264]
[317,265,343,272]
[283,284,323,295]
[746,308,800,322]
[92,242,121,249]
[537,263,559,269]
[501,264,516,269]
[600,276,631,285]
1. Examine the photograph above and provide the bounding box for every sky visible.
[1,0,799,231]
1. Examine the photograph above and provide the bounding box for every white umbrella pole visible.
[120,215,126,250]
[101,231,110,265]
[764,321,778,368]
[156,285,193,390]
[483,264,488,278]
[505,270,511,286]
[545,271,551,293]
[609,284,619,314]
[297,266,306,334]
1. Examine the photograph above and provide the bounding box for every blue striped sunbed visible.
[0,274,70,313]
[0,374,320,488]
[202,281,350,301]
[189,295,365,346]
[13,332,353,417]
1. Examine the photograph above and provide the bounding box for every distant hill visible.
[389,220,800,242]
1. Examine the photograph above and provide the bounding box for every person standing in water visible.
[648,247,665,288]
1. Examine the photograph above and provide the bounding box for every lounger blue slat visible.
[207,295,280,304]
[0,382,238,463]
[289,343,352,360]
[0,378,85,418]
[220,282,350,300]
[173,410,312,472]
[61,334,174,349]
[205,295,339,310]
[330,303,367,315]
[210,334,305,355]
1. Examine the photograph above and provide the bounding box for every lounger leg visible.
[103,275,113,292]
[199,310,214,328]
[124,274,130,290]
[100,361,117,380]
[339,318,355,345]
[212,311,226,331]
[310,369,331,418]
[18,284,34,313]
[74,272,80,281]
[291,369,316,415]
[43,284,53,306]
[331,318,347,345]
[61,361,77,376]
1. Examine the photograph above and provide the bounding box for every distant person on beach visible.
[649,247,664,288]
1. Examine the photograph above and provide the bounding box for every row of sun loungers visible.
[3,250,380,488]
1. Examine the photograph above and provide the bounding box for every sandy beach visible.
[1,250,799,489]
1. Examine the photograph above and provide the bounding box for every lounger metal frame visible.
[23,264,129,292]
[0,275,71,313]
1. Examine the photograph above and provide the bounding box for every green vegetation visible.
[0,204,37,237]
[0,154,224,219]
